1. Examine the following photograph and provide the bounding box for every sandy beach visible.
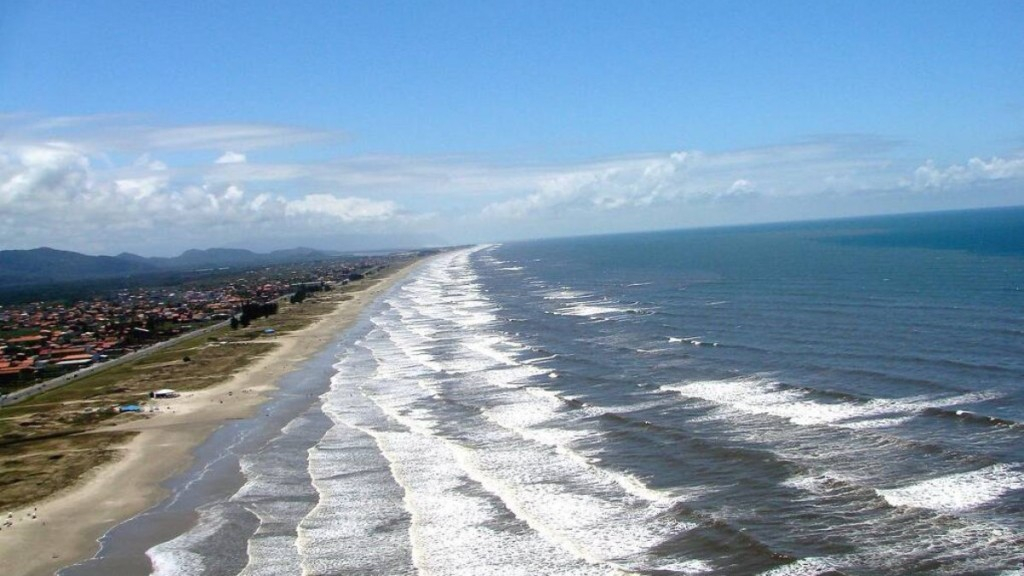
[0,262,420,576]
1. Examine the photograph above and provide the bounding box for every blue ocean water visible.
[136,208,1024,575]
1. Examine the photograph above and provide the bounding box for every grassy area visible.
[0,431,135,512]
[0,271,395,513]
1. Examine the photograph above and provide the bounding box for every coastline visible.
[0,260,422,576]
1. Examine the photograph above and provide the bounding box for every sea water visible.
[113,208,1024,575]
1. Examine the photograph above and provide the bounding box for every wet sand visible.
[0,263,421,576]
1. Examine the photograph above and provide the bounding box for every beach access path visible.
[0,259,424,576]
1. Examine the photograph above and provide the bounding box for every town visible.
[0,253,410,394]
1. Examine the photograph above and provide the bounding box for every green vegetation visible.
[0,431,135,512]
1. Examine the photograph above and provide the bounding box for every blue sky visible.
[1,1,1022,254]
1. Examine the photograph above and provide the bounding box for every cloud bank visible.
[1,115,1022,255]
[0,139,405,254]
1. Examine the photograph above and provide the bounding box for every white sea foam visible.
[781,473,832,495]
[668,336,711,346]
[662,378,999,429]
[463,336,521,366]
[482,365,549,388]
[541,289,593,300]
[238,535,302,576]
[657,559,716,573]
[523,353,559,365]
[367,366,691,568]
[322,379,600,575]
[232,412,325,575]
[555,302,631,317]
[450,441,693,568]
[877,463,1024,512]
[796,519,1024,575]
[757,557,841,575]
[298,422,414,574]
[147,505,231,576]
[481,392,590,449]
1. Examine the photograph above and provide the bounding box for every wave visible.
[923,407,1021,429]
[541,288,594,300]
[876,463,1024,513]
[667,336,719,347]
[554,302,632,317]
[147,505,235,576]
[298,393,416,574]
[661,377,1000,430]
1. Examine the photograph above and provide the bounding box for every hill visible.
[0,246,342,289]
[0,247,159,287]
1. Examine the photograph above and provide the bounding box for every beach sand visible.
[0,262,421,576]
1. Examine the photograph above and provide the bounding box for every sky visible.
[1,1,1022,256]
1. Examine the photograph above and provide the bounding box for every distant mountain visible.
[0,247,159,287]
[118,247,342,270]
[0,246,344,289]
[114,252,152,265]
[154,248,264,268]
[268,246,339,261]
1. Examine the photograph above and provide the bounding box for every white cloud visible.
[725,179,756,197]
[285,194,398,222]
[133,153,168,171]
[0,139,407,253]
[223,184,245,201]
[0,143,91,206]
[910,156,1024,190]
[142,124,329,151]
[472,141,1024,238]
[479,142,895,219]
[114,175,168,201]
[215,151,247,164]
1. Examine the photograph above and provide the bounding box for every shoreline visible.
[0,261,422,576]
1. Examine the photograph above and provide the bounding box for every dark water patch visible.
[821,206,1024,257]
[648,510,797,575]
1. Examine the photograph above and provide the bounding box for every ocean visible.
[64,207,1024,575]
